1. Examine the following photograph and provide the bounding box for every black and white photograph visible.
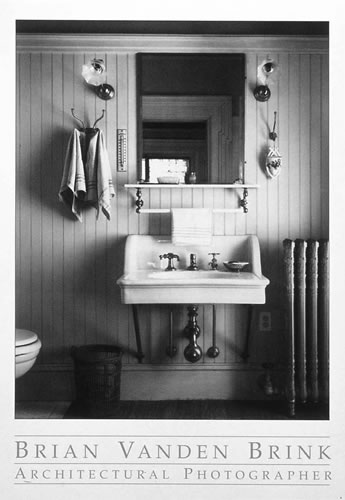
[15,19,329,420]
[2,2,345,499]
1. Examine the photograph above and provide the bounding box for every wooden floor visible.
[64,399,329,420]
[15,401,71,419]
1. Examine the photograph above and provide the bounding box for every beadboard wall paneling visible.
[15,41,329,400]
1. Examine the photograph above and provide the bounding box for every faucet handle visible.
[159,252,180,271]
[159,252,180,261]
[208,252,220,270]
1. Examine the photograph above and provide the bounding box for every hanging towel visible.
[58,129,86,222]
[83,129,115,220]
[83,130,98,207]
[96,130,115,220]
[59,128,115,221]
[171,208,213,246]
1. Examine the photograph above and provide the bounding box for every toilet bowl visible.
[15,329,42,379]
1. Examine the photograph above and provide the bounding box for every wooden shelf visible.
[124,183,259,214]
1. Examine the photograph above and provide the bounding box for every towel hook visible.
[71,108,85,129]
[70,108,106,130]
[269,111,278,142]
[92,109,105,128]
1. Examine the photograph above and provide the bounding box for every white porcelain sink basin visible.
[117,235,269,304]
[147,270,231,280]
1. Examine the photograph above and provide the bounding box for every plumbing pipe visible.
[207,304,220,358]
[166,308,177,358]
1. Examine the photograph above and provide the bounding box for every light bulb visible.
[82,58,106,87]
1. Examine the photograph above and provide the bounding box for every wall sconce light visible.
[254,56,280,102]
[266,111,282,179]
[82,58,115,101]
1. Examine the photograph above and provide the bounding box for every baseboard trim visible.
[16,362,281,402]
[31,361,266,372]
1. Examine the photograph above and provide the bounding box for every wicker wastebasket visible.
[71,345,123,405]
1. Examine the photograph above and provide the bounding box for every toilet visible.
[15,329,42,379]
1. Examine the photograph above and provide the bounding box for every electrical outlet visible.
[259,312,272,332]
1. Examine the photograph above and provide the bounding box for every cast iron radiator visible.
[283,239,329,417]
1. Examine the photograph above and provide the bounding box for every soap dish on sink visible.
[157,176,180,184]
[223,261,249,272]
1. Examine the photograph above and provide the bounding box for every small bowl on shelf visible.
[157,176,180,184]
[223,261,249,273]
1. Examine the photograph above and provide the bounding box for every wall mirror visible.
[137,53,245,184]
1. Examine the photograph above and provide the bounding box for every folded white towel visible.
[171,208,213,246]
[58,129,86,222]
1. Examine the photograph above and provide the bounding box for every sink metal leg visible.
[241,304,253,362]
[132,305,145,363]
[183,305,202,363]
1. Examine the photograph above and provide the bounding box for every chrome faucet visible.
[187,253,198,271]
[159,252,180,271]
[208,252,220,270]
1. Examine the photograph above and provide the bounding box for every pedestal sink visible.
[117,234,269,304]
[117,234,269,363]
